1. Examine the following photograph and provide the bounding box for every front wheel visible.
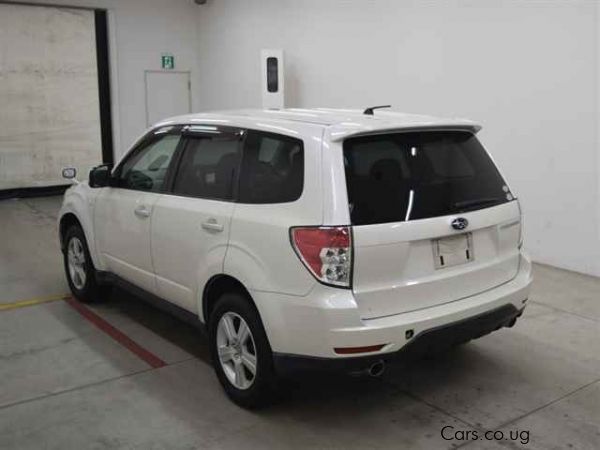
[208,293,279,408]
[63,225,108,303]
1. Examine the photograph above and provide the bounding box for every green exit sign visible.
[161,54,174,70]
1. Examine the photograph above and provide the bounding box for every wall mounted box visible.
[261,49,284,109]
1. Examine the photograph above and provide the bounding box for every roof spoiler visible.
[328,123,482,142]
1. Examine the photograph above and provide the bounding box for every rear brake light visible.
[290,226,352,288]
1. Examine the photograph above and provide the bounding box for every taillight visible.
[290,226,352,288]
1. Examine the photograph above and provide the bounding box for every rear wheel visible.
[63,225,108,303]
[208,292,279,408]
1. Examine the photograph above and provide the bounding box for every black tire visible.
[63,225,109,303]
[208,292,279,408]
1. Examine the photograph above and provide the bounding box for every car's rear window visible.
[343,131,512,225]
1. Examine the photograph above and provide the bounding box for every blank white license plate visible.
[433,233,473,269]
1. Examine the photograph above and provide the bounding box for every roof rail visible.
[363,105,391,115]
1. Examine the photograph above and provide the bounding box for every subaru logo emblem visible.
[451,217,469,231]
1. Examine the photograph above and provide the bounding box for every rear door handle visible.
[134,205,151,218]
[201,219,224,232]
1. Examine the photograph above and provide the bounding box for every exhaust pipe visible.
[349,360,386,377]
[368,360,385,377]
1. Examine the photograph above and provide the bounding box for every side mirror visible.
[89,164,112,188]
[62,167,77,180]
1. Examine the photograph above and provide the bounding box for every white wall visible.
[23,0,201,158]
[195,0,600,277]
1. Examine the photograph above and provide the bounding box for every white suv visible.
[59,108,532,407]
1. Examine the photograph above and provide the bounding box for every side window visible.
[118,134,180,192]
[172,136,240,200]
[238,131,304,203]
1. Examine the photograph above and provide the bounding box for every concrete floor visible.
[0,196,598,450]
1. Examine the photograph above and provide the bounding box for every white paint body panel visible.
[59,108,532,360]
[58,181,102,268]
[224,124,323,303]
[352,202,520,319]
[254,253,531,358]
[151,195,234,312]
[94,188,159,292]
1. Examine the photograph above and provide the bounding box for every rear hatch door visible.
[344,130,520,319]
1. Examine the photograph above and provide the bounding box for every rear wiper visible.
[454,197,504,210]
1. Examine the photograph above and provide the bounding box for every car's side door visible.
[94,126,183,292]
[151,126,243,312]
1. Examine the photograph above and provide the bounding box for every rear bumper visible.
[273,303,522,375]
[252,251,532,364]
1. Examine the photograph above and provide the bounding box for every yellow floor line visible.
[0,294,69,311]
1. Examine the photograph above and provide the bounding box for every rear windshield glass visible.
[343,131,512,225]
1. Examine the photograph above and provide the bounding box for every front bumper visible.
[273,303,523,375]
[252,251,532,365]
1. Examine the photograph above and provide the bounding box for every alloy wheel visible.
[67,236,87,290]
[216,312,257,390]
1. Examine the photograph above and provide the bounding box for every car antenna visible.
[363,105,391,115]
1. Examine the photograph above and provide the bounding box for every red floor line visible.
[64,297,167,369]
